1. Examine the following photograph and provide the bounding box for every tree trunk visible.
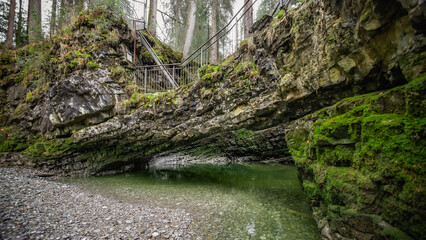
[148,0,157,36]
[50,0,57,37]
[28,0,42,43]
[210,0,218,64]
[15,0,23,46]
[182,0,197,59]
[58,0,67,30]
[235,20,238,50]
[244,0,253,39]
[5,0,16,48]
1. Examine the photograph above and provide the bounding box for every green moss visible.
[323,167,375,207]
[197,63,228,89]
[86,61,98,70]
[14,104,26,116]
[232,128,260,153]
[318,145,354,166]
[286,76,426,238]
[277,10,284,19]
[198,64,218,79]
[302,180,321,200]
[122,90,178,110]
[235,61,258,76]
[140,30,182,65]
[25,137,75,160]
[0,127,29,152]
[235,128,255,143]
[25,91,34,103]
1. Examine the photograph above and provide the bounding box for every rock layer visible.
[285,77,425,239]
[61,0,424,175]
[0,0,425,238]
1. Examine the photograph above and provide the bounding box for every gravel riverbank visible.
[0,168,194,240]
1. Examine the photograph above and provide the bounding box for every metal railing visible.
[134,63,200,93]
[122,0,147,26]
[181,0,258,67]
[122,0,269,93]
[132,0,259,93]
[137,31,178,88]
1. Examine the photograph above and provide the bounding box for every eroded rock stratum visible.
[1,0,425,239]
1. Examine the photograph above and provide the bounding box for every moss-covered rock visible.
[285,75,426,239]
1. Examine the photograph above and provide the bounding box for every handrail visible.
[136,63,181,68]
[181,0,254,66]
[138,31,178,88]
[191,0,258,63]
[145,28,163,50]
[122,0,144,20]
[122,0,262,92]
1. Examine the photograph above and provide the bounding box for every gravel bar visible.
[0,168,195,240]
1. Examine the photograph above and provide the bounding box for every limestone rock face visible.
[69,0,424,173]
[1,0,422,174]
[42,69,124,133]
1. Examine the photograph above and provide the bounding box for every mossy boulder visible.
[285,75,426,239]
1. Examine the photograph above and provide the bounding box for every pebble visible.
[0,168,194,239]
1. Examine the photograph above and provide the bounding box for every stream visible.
[67,164,320,239]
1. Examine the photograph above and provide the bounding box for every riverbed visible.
[0,164,320,239]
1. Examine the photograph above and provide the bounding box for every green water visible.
[69,164,320,239]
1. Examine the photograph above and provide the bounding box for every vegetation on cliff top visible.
[0,7,181,89]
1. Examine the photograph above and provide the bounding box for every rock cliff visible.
[286,77,425,239]
[0,0,425,238]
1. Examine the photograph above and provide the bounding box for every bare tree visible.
[243,0,253,39]
[5,0,16,48]
[28,0,42,43]
[210,0,218,64]
[182,0,197,59]
[148,0,157,35]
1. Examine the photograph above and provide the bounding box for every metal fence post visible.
[144,67,147,93]
[144,3,147,29]
[201,49,203,66]
[172,66,175,86]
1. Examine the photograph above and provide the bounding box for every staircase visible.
[137,31,178,88]
[123,0,269,93]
